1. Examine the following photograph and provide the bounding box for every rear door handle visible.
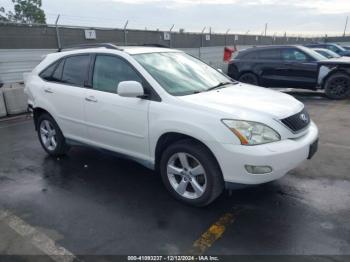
[44,88,54,94]
[85,96,98,103]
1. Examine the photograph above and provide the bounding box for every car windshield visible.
[318,49,341,58]
[299,46,328,61]
[133,52,234,96]
[333,44,346,52]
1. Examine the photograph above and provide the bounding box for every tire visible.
[160,139,224,207]
[324,72,350,100]
[37,113,68,156]
[239,72,259,86]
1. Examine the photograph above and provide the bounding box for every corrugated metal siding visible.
[180,45,252,73]
[0,49,55,83]
[0,45,252,83]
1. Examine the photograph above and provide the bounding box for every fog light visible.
[245,165,273,174]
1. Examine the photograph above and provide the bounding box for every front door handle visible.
[85,96,98,103]
[44,88,54,94]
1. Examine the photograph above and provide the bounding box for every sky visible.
[1,0,350,36]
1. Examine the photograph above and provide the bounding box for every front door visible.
[280,48,318,88]
[84,54,150,161]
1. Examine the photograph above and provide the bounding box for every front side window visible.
[133,52,232,96]
[281,49,308,62]
[61,55,90,87]
[93,55,142,93]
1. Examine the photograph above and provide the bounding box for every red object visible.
[223,46,236,62]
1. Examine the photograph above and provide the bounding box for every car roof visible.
[312,48,329,51]
[305,43,335,46]
[58,45,182,55]
[237,45,304,55]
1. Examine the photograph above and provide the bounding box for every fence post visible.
[124,20,129,45]
[169,24,174,48]
[55,15,61,50]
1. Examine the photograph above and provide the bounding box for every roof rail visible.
[58,43,123,52]
[142,44,169,48]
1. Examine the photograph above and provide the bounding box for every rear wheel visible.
[160,140,224,207]
[239,72,259,85]
[37,113,68,156]
[324,72,350,100]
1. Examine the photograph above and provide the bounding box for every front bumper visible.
[209,121,319,185]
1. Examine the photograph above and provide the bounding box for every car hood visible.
[178,83,304,119]
[318,56,350,65]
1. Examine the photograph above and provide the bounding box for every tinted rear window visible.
[258,49,281,60]
[62,55,90,87]
[40,61,58,81]
[241,52,257,59]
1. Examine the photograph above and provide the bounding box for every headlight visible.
[222,119,280,145]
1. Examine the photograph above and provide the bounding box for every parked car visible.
[304,43,350,57]
[342,46,350,50]
[228,45,350,99]
[312,48,341,59]
[25,44,319,206]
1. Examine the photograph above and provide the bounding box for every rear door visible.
[84,54,150,160]
[280,48,318,88]
[41,54,91,140]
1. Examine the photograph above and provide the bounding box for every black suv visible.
[228,45,350,99]
[305,43,350,57]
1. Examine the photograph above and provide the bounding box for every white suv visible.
[25,44,319,206]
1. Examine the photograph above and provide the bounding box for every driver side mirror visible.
[117,81,144,98]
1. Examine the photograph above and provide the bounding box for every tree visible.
[0,7,8,22]
[0,0,46,24]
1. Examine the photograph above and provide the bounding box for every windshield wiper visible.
[206,81,236,91]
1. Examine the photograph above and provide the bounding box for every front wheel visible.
[324,73,350,99]
[160,140,224,207]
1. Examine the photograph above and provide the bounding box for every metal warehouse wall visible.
[0,23,327,84]
[0,24,318,49]
[0,49,55,83]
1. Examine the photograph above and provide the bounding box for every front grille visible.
[281,108,310,133]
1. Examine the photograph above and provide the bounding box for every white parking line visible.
[0,209,77,262]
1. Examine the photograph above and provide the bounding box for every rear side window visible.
[40,61,59,81]
[61,55,90,87]
[242,52,257,60]
[258,49,281,60]
[51,59,64,82]
[92,55,142,93]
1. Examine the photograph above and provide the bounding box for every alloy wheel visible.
[328,77,350,97]
[40,120,57,151]
[166,152,207,199]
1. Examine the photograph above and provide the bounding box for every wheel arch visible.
[321,68,350,89]
[154,132,223,176]
[33,107,54,130]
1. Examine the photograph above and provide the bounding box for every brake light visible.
[223,47,236,62]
